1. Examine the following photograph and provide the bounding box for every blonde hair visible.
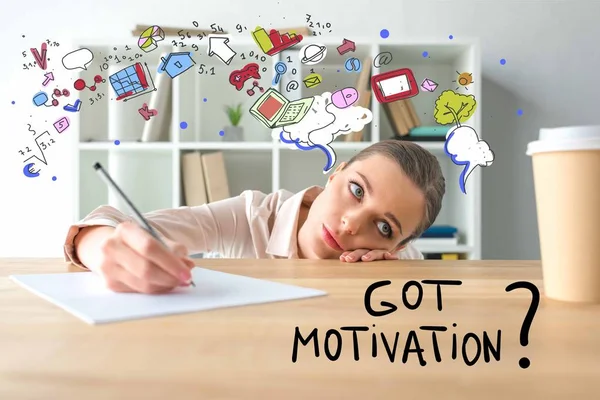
[346,140,446,246]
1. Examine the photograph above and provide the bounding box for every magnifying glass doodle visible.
[272,62,288,86]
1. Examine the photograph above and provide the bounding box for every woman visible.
[64,140,445,294]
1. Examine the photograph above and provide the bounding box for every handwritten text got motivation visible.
[292,279,533,367]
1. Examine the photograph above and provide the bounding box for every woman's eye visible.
[350,182,364,198]
[377,221,392,238]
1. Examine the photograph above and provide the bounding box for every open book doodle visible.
[10,268,327,325]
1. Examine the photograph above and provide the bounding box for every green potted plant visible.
[223,103,244,141]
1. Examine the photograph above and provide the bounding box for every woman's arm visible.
[65,194,254,270]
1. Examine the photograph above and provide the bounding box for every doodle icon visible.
[158,52,196,78]
[336,38,356,55]
[30,43,48,70]
[249,87,314,129]
[53,117,70,133]
[421,78,438,92]
[445,125,494,194]
[344,57,362,72]
[247,80,265,96]
[251,26,303,56]
[74,75,106,92]
[371,68,419,103]
[331,87,359,109]
[23,163,40,178]
[62,48,94,71]
[229,63,261,91]
[32,92,49,107]
[109,63,151,101]
[42,72,54,86]
[138,103,157,120]
[272,62,287,85]
[302,73,322,88]
[207,35,237,65]
[138,25,165,53]
[63,99,82,112]
[453,71,474,90]
[299,43,327,65]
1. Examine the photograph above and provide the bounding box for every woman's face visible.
[298,154,426,259]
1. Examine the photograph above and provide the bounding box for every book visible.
[422,225,458,238]
[441,253,460,260]
[201,152,230,202]
[414,236,459,246]
[409,126,453,136]
[392,135,446,142]
[181,151,208,206]
[382,102,410,136]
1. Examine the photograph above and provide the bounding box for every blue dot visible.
[203,98,207,102]
[11,101,15,105]
[517,109,524,116]
[180,121,188,129]
[500,58,506,65]
[449,34,454,39]
[52,176,57,181]
[380,29,389,39]
[219,130,225,136]
[337,69,340,72]
[114,140,120,145]
[422,51,429,58]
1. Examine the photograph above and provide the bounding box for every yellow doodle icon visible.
[303,73,322,88]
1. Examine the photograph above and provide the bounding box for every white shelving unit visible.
[71,34,482,259]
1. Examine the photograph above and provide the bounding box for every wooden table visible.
[1,259,599,399]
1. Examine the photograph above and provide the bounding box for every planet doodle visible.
[299,44,327,65]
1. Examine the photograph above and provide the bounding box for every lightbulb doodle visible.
[261,87,371,174]
[434,90,494,194]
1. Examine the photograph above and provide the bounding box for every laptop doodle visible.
[249,88,314,129]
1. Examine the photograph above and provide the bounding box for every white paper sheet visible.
[9,268,327,325]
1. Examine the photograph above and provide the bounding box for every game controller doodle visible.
[229,63,261,91]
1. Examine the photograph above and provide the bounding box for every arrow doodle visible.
[207,35,236,65]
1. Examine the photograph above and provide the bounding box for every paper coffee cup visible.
[527,125,600,303]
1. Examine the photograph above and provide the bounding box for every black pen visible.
[93,162,196,287]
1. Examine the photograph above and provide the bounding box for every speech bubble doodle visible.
[61,48,94,71]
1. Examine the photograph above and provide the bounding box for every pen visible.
[93,162,196,287]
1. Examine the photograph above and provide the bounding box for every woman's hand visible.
[84,221,196,294]
[339,249,399,263]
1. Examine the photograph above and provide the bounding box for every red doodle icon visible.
[229,63,261,91]
[246,80,265,96]
[74,75,106,92]
[50,88,70,106]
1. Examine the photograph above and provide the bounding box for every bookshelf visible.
[71,34,482,259]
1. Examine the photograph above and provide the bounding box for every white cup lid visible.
[527,125,600,155]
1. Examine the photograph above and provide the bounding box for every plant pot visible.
[222,126,244,142]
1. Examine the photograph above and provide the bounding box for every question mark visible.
[505,281,540,369]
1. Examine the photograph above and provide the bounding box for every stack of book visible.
[181,151,231,206]
[424,253,461,260]
[399,125,453,142]
[417,225,458,246]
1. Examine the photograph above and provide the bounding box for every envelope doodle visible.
[303,73,322,88]
[421,78,438,92]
